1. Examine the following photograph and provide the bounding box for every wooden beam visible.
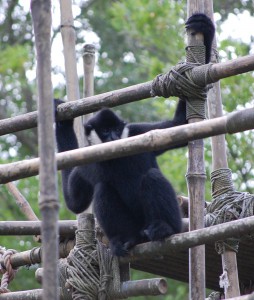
[0,107,253,183]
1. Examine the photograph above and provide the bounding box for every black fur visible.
[185,13,215,63]
[55,100,186,256]
[54,14,214,256]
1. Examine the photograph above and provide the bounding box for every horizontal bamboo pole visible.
[0,278,167,299]
[0,107,253,184]
[0,54,254,137]
[36,268,167,298]
[0,240,75,269]
[0,218,189,236]
[205,293,254,300]
[120,278,168,297]
[0,289,62,300]
[0,221,76,236]
[1,216,254,269]
[121,216,254,263]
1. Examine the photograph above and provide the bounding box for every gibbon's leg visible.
[93,183,145,256]
[140,168,182,241]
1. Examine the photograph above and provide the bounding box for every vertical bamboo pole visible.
[186,2,206,299]
[205,1,240,297]
[83,44,95,99]
[82,44,95,213]
[59,0,85,147]
[31,1,59,300]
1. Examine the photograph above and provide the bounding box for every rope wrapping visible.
[151,47,213,120]
[0,246,18,294]
[207,291,221,300]
[205,168,254,253]
[58,215,125,300]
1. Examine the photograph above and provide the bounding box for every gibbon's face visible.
[85,108,129,145]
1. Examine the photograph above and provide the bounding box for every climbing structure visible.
[1,0,254,299]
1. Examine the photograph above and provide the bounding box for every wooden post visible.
[186,2,206,299]
[59,0,84,147]
[1,107,254,183]
[30,1,59,300]
[82,44,95,213]
[205,1,240,297]
[83,44,95,99]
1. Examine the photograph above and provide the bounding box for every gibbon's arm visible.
[185,13,215,64]
[54,99,94,214]
[61,166,94,214]
[128,99,187,155]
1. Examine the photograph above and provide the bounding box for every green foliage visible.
[0,45,30,73]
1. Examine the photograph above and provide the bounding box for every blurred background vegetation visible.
[0,0,254,298]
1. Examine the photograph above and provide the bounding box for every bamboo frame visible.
[82,43,95,145]
[205,294,254,300]
[186,2,206,299]
[0,218,188,236]
[82,44,95,213]
[205,1,240,297]
[0,54,254,137]
[30,1,59,300]
[0,278,167,299]
[0,221,76,236]
[59,0,84,147]
[0,107,253,184]
[6,183,39,221]
[2,216,254,270]
[1,2,254,298]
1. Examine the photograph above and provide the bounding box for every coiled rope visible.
[0,246,18,294]
[58,214,124,300]
[205,168,254,253]
[151,47,213,120]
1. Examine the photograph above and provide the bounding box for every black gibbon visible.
[54,13,215,256]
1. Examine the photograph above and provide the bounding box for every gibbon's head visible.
[85,108,129,145]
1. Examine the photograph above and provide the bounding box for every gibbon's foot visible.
[109,239,129,257]
[144,220,176,241]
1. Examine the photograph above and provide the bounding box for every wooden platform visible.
[132,237,254,291]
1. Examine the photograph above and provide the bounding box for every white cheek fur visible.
[121,126,129,139]
[87,129,102,145]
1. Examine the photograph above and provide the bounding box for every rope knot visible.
[151,62,213,119]
[0,247,18,294]
[205,168,254,253]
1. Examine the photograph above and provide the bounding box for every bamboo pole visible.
[186,3,206,299]
[83,44,95,99]
[59,0,84,147]
[2,215,254,270]
[0,54,254,137]
[82,44,95,214]
[0,218,189,237]
[205,1,240,297]
[0,107,253,183]
[6,183,39,221]
[122,215,254,264]
[0,220,77,236]
[6,182,41,241]
[30,1,59,300]
[206,294,254,300]
[0,240,75,269]
[0,279,167,299]
[82,44,95,143]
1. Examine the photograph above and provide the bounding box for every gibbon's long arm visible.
[54,99,94,213]
[128,99,187,155]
